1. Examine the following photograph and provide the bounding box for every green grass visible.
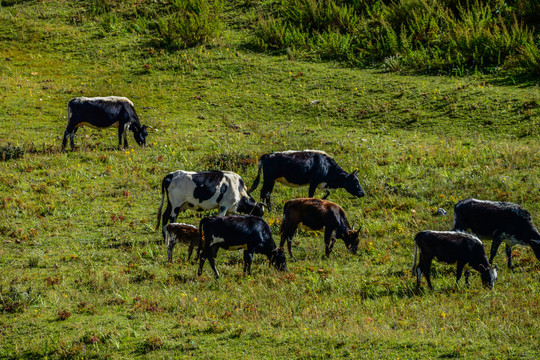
[1,1,539,359]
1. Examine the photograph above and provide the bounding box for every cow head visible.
[270,247,287,271]
[345,229,360,254]
[131,124,149,146]
[479,264,498,289]
[237,195,265,217]
[344,170,365,198]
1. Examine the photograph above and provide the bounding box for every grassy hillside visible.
[1,1,539,359]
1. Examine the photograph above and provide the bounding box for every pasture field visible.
[1,1,540,359]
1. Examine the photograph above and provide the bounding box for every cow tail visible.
[155,182,165,231]
[197,218,206,260]
[412,235,418,276]
[66,101,72,125]
[248,160,263,194]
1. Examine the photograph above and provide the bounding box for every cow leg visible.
[415,265,422,288]
[217,206,227,216]
[161,204,178,240]
[70,129,77,149]
[455,261,466,287]
[419,257,433,289]
[260,180,275,207]
[167,243,174,263]
[123,124,129,148]
[280,222,297,259]
[505,244,514,269]
[489,233,504,266]
[324,229,336,257]
[243,251,253,275]
[308,182,318,198]
[188,243,194,261]
[322,189,331,200]
[464,269,470,287]
[63,127,78,150]
[62,130,71,150]
[197,250,207,276]
[207,247,220,278]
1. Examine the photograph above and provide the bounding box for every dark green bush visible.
[155,0,225,49]
[0,144,24,161]
[253,0,540,74]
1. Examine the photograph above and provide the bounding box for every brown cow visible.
[280,198,359,258]
[165,223,200,262]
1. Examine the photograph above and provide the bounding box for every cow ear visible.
[350,169,358,176]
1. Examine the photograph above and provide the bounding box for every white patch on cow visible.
[278,149,329,156]
[427,230,483,245]
[172,223,196,229]
[78,96,134,106]
[275,177,306,187]
[226,244,248,251]
[210,235,226,247]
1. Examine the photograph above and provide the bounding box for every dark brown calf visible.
[412,230,498,290]
[280,198,359,258]
[165,223,200,262]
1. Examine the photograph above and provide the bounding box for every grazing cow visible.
[165,223,200,262]
[197,215,287,278]
[248,150,365,206]
[62,96,149,150]
[412,230,498,289]
[452,198,540,268]
[280,198,359,258]
[156,170,264,239]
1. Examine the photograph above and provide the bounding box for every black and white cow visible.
[197,215,287,278]
[62,96,149,150]
[412,230,498,289]
[280,198,359,258]
[156,170,265,239]
[248,150,365,206]
[453,198,540,268]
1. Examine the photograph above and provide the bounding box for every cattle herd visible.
[64,96,540,288]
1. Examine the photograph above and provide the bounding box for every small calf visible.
[197,215,287,278]
[165,223,200,262]
[280,198,359,258]
[412,230,498,289]
[453,198,540,268]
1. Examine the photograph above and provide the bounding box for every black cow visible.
[280,198,359,258]
[453,198,540,268]
[156,170,264,239]
[62,96,149,150]
[412,230,498,289]
[197,215,287,278]
[248,150,365,206]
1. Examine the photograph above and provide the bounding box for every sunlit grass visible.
[0,1,539,359]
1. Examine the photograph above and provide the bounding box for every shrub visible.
[0,144,24,161]
[155,0,225,49]
[252,0,539,74]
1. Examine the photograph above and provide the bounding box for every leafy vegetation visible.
[253,0,540,75]
[0,0,539,358]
